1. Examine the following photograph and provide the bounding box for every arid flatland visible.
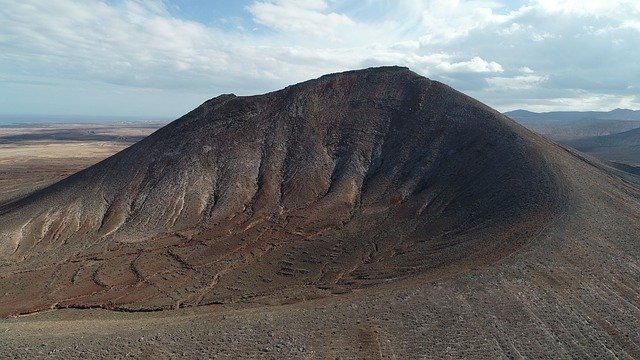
[0,123,163,205]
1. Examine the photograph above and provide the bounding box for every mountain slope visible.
[1,67,640,358]
[0,67,565,316]
[0,67,640,332]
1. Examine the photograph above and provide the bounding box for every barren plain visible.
[0,123,163,204]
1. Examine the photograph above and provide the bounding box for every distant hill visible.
[505,108,640,123]
[0,114,172,125]
[566,127,640,166]
[504,109,640,140]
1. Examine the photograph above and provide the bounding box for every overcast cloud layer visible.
[1,0,639,118]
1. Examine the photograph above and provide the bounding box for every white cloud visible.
[497,22,523,36]
[621,20,640,32]
[0,0,638,116]
[437,57,504,73]
[486,74,549,90]
[247,0,355,38]
[530,32,554,42]
[535,0,640,18]
[0,0,506,91]
[415,0,528,45]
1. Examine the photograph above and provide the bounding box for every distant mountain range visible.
[505,109,640,140]
[505,108,640,123]
[565,127,640,166]
[0,114,172,125]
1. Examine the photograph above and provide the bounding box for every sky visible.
[1,0,639,119]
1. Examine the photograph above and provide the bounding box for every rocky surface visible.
[0,67,561,315]
[0,67,639,358]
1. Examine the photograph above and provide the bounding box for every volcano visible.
[0,67,639,357]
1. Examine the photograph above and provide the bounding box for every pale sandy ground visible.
[0,123,162,205]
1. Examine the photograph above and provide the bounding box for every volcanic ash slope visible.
[0,67,637,326]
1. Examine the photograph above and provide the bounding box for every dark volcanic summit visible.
[0,67,631,320]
